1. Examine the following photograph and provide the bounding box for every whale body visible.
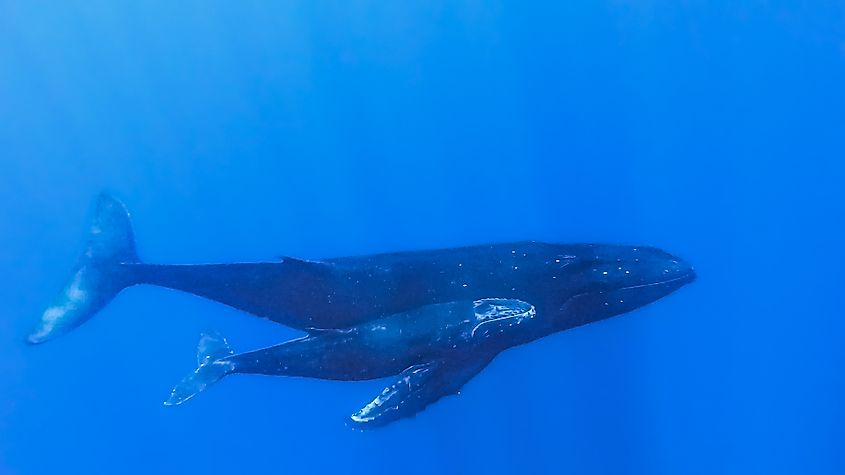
[29,194,695,344]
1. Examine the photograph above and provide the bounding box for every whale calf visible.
[29,194,696,345]
[166,299,537,427]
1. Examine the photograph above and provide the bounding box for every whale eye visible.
[554,254,577,264]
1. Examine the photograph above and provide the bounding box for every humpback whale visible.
[29,194,696,345]
[165,299,538,427]
[29,194,696,426]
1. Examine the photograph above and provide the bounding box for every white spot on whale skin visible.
[31,269,90,340]
[66,275,88,302]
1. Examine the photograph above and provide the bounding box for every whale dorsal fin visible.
[349,355,493,428]
[278,256,331,271]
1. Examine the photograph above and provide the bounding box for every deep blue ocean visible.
[1,2,843,474]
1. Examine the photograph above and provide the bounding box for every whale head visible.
[554,245,696,327]
[470,298,536,339]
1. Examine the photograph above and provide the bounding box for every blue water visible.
[1,2,843,474]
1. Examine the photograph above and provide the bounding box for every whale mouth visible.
[618,269,697,292]
[558,267,697,317]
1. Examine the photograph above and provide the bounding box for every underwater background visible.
[1,1,843,474]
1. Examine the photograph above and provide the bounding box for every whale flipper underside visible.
[349,355,494,428]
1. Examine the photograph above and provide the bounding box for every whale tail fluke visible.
[164,331,236,406]
[28,193,141,344]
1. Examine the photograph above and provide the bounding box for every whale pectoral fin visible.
[349,355,494,428]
